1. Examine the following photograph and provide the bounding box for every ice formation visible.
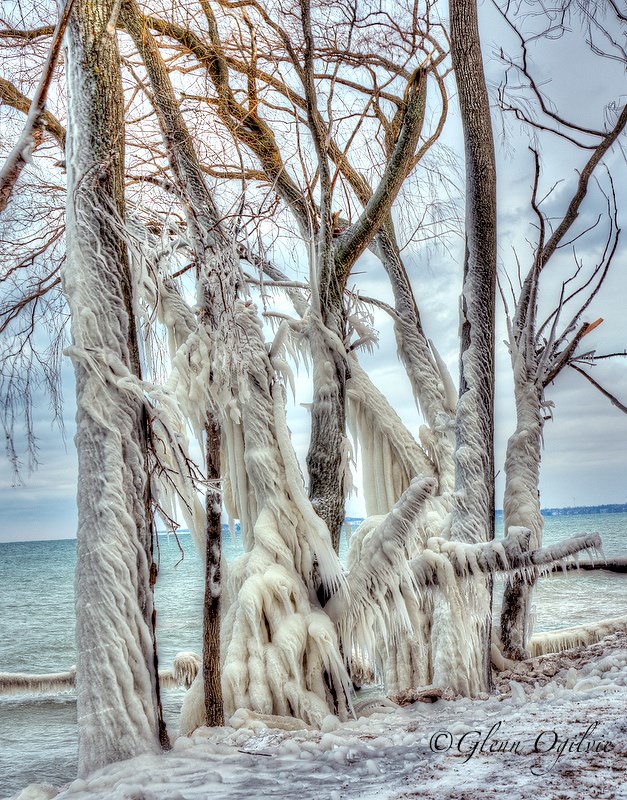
[327,476,437,678]
[528,614,627,657]
[346,357,436,516]
[0,670,76,696]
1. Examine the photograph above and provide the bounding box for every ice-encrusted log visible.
[63,0,164,775]
[0,653,203,695]
[346,357,436,515]
[0,670,76,696]
[548,558,627,573]
[528,615,627,657]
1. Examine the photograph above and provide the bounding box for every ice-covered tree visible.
[1,0,625,775]
[493,0,627,657]
[62,0,167,774]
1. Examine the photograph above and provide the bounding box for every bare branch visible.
[334,64,428,272]
[569,363,627,414]
[0,0,75,212]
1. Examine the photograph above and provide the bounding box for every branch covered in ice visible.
[0,653,205,696]
[327,476,437,661]
[158,652,201,689]
[410,527,603,583]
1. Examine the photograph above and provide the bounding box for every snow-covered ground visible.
[10,634,627,800]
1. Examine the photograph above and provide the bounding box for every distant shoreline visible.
[495,503,627,518]
[2,504,626,545]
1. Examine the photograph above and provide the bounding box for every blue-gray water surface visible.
[0,514,625,797]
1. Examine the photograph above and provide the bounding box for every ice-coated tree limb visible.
[409,527,602,584]
[528,614,627,657]
[326,476,437,649]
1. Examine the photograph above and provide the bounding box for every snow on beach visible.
[11,632,627,800]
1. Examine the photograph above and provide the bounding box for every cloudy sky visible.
[1,0,627,542]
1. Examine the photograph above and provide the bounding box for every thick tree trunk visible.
[449,0,497,693]
[64,0,163,775]
[500,380,544,658]
[306,301,349,553]
[450,0,497,543]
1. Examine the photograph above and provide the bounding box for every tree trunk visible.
[499,379,544,658]
[306,299,349,553]
[448,0,497,693]
[64,0,164,775]
[203,416,224,726]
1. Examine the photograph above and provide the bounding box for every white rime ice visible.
[116,5,359,727]
[190,304,351,727]
[327,477,437,679]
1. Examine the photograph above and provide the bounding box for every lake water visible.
[0,513,625,797]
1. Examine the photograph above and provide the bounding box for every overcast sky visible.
[1,0,627,542]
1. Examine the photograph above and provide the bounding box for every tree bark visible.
[203,416,224,726]
[449,0,497,693]
[306,301,349,553]
[64,0,164,775]
[449,0,497,543]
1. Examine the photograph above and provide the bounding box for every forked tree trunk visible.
[449,0,497,693]
[64,0,164,775]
